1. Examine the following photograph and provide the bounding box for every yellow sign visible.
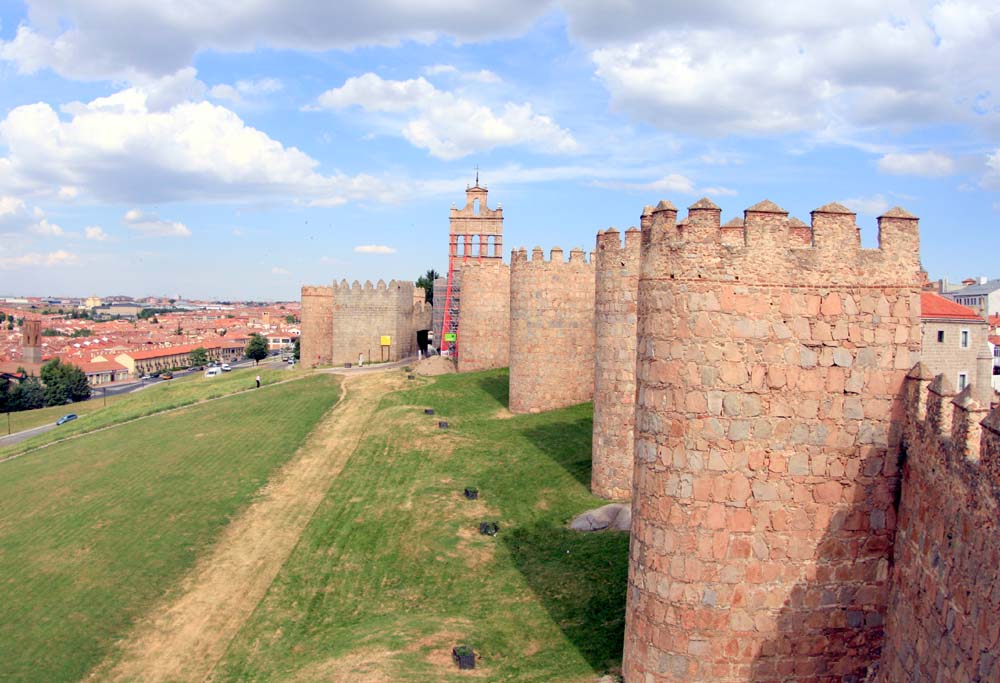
[380,335,391,346]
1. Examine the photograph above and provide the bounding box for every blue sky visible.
[0,0,998,300]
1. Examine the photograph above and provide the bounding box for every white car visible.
[221,363,232,372]
[204,367,222,377]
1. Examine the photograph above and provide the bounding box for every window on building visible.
[958,372,968,390]
[960,329,970,348]
[937,330,945,343]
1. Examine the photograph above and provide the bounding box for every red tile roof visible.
[921,292,984,321]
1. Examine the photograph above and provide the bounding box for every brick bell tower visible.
[440,174,503,357]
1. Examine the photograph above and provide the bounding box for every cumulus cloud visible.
[0,249,79,269]
[314,73,577,159]
[0,195,64,236]
[0,85,395,205]
[123,209,191,237]
[577,0,1000,135]
[841,194,890,216]
[354,244,396,254]
[84,225,108,241]
[0,0,549,80]
[878,151,956,177]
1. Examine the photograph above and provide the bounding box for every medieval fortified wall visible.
[455,259,510,373]
[622,198,923,682]
[508,246,595,414]
[300,280,431,368]
[875,366,1000,682]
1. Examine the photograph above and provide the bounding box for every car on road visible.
[161,372,174,380]
[287,357,295,364]
[56,413,78,425]
[221,363,232,372]
[205,367,222,377]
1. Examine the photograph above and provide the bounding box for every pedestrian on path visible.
[255,375,261,389]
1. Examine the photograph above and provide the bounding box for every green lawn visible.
[215,369,629,682]
[3,395,118,435]
[1,365,302,458]
[0,373,340,682]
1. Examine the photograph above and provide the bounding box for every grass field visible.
[0,365,301,458]
[214,369,629,682]
[0,373,340,682]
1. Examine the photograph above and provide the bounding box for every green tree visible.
[415,268,440,303]
[9,375,44,411]
[71,328,93,338]
[190,347,209,366]
[292,337,300,360]
[284,314,297,324]
[40,359,91,406]
[245,333,269,365]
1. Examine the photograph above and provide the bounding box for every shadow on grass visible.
[520,417,594,489]
[502,521,629,674]
[476,373,509,410]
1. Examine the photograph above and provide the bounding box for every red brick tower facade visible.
[22,318,42,364]
[622,199,922,682]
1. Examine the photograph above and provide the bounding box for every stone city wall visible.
[592,226,642,500]
[457,259,510,373]
[300,285,334,369]
[508,246,595,414]
[875,367,1000,682]
[623,198,922,682]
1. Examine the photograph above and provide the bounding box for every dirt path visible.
[87,371,404,683]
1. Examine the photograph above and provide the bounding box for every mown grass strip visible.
[214,369,628,683]
[0,366,303,458]
[0,373,340,683]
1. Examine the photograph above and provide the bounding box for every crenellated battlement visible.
[327,278,415,296]
[511,245,592,265]
[596,226,642,252]
[642,197,921,287]
[903,363,999,489]
[301,285,334,297]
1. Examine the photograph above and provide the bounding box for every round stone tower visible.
[622,198,922,682]
[592,225,643,499]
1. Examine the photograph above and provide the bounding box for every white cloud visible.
[0,1,548,80]
[354,244,397,254]
[0,195,64,236]
[0,249,79,269]
[841,194,890,216]
[84,225,108,241]
[877,151,956,177]
[591,173,695,194]
[314,73,578,159]
[209,77,283,105]
[701,186,738,197]
[271,266,289,275]
[123,209,191,237]
[981,149,1000,189]
[0,85,393,206]
[462,69,501,84]
[575,0,1000,135]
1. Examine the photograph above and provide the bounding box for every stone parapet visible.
[457,260,510,373]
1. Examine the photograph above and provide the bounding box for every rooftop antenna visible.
[475,164,479,186]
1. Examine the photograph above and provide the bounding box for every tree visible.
[415,268,440,304]
[190,347,209,366]
[175,324,183,335]
[284,314,297,324]
[40,358,91,406]
[292,337,300,360]
[9,375,44,411]
[245,333,269,365]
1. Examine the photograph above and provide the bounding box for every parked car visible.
[161,372,174,380]
[287,357,295,364]
[56,414,77,426]
[204,367,222,377]
[221,363,232,372]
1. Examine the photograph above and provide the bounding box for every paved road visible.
[0,421,59,447]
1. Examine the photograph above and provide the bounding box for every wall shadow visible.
[747,441,903,682]
[502,520,629,674]
[476,373,509,410]
[520,417,594,489]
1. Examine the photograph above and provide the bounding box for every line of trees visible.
[1,359,90,413]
